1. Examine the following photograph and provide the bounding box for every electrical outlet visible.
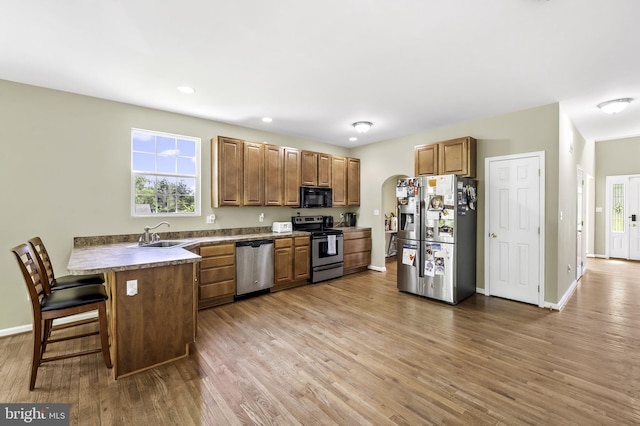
[206,214,216,224]
[259,212,265,222]
[126,280,138,296]
[340,213,344,218]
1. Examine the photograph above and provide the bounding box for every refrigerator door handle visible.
[418,197,425,278]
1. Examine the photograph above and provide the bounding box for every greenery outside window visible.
[131,129,201,217]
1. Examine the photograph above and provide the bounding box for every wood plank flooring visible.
[1,258,638,425]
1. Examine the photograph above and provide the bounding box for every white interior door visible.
[628,177,640,260]
[486,154,542,305]
[607,176,628,259]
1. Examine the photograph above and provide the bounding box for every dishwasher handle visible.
[236,239,273,248]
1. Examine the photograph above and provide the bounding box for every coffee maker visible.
[344,212,357,227]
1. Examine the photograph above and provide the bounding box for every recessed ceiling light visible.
[177,86,195,94]
[262,117,273,123]
[349,137,358,142]
[597,98,633,114]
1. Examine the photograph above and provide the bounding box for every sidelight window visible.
[131,129,201,217]
[611,183,624,233]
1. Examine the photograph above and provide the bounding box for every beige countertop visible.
[67,231,310,274]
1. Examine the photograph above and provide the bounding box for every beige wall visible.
[1,79,592,330]
[557,107,595,301]
[352,104,567,304]
[593,135,640,255]
[0,80,353,330]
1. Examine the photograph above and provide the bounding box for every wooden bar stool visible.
[10,243,112,390]
[28,237,104,291]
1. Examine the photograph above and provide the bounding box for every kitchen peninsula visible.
[67,242,201,379]
[67,225,371,379]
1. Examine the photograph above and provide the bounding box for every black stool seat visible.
[41,284,108,312]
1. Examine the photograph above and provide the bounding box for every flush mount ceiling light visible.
[349,137,358,142]
[177,86,195,94]
[352,121,373,133]
[261,117,273,123]
[597,98,633,114]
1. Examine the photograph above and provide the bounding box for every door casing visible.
[484,151,545,307]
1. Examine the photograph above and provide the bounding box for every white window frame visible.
[131,128,201,217]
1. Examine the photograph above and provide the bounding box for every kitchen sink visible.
[130,240,190,248]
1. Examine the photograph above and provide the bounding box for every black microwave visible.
[300,186,332,208]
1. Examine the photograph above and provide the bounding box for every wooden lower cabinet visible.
[111,263,195,378]
[197,243,236,309]
[273,236,310,291]
[343,229,372,275]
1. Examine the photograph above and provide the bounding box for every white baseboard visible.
[542,278,579,311]
[368,265,386,272]
[594,254,608,259]
[0,312,98,338]
[475,287,486,295]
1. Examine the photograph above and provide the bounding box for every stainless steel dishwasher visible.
[235,239,274,297]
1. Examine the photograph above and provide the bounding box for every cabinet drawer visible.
[200,254,234,269]
[274,238,293,248]
[200,244,234,257]
[200,265,235,284]
[200,280,235,300]
[343,230,371,240]
[294,236,310,246]
[344,237,372,253]
[344,252,370,268]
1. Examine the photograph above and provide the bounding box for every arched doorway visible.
[381,174,409,268]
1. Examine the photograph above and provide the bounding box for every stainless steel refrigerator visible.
[396,174,477,304]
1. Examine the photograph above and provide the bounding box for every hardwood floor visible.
[1,258,638,425]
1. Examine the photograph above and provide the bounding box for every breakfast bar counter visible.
[67,243,201,379]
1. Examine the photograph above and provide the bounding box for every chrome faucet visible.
[139,221,170,245]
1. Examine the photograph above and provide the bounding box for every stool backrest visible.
[10,243,51,313]
[28,237,55,285]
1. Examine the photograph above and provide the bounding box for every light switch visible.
[126,279,138,296]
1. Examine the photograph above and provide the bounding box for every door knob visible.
[489,233,497,238]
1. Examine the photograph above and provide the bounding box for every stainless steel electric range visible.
[292,215,344,283]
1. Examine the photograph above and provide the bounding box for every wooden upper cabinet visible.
[331,155,347,206]
[283,147,301,206]
[243,142,264,206]
[439,137,477,177]
[264,144,283,206]
[301,151,318,186]
[301,151,331,187]
[414,136,477,177]
[347,157,360,206]
[415,143,439,176]
[215,136,243,207]
[318,153,332,187]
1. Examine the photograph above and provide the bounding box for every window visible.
[612,183,624,233]
[131,129,201,217]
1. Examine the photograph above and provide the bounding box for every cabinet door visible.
[264,144,283,206]
[318,153,332,187]
[415,143,439,176]
[216,136,243,206]
[294,244,310,280]
[347,157,360,206]
[439,137,477,177]
[301,151,318,186]
[331,155,347,206]
[274,238,294,284]
[243,142,264,205]
[283,147,301,206]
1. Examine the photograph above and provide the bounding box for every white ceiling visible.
[2,0,639,147]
